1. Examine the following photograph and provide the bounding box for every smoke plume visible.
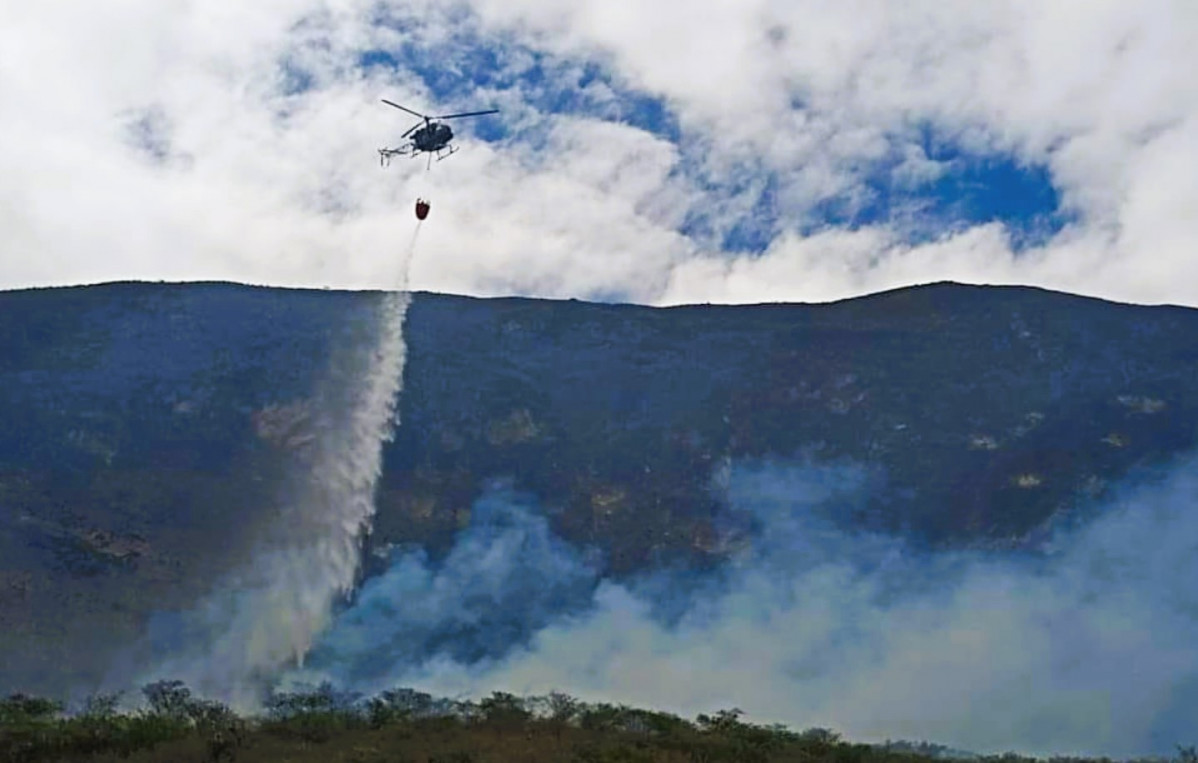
[284,456,1198,759]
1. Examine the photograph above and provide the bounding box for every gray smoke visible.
[280,482,602,696]
[285,455,1198,759]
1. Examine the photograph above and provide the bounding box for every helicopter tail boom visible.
[378,146,415,167]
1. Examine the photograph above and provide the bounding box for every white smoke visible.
[288,456,1198,759]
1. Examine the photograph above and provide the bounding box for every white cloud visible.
[1,1,1197,305]
[466,0,1198,306]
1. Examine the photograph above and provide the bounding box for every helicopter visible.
[378,99,499,168]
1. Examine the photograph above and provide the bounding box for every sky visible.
[2,1,1197,306]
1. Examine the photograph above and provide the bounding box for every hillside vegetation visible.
[2,681,1194,763]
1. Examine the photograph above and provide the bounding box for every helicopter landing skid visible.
[378,144,459,169]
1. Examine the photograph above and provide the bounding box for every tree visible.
[477,692,530,728]
[0,694,62,725]
[142,680,193,722]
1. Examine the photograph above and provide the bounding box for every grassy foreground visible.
[1,681,1194,763]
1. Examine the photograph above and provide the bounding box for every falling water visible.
[127,227,419,709]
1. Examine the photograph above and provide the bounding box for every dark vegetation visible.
[1,683,1194,763]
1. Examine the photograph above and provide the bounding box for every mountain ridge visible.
[1,278,1196,698]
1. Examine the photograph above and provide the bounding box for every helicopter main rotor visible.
[382,99,499,132]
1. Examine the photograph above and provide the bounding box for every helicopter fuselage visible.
[412,123,453,153]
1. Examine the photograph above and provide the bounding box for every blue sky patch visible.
[679,170,779,254]
[357,24,681,148]
[354,15,1068,257]
[809,127,1071,251]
